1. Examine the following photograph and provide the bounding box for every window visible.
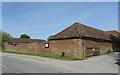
[45,43,49,48]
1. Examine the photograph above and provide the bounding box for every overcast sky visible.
[2,2,118,40]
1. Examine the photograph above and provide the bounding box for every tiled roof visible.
[105,30,120,38]
[105,30,120,42]
[50,22,111,40]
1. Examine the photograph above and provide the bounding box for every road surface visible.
[0,52,119,73]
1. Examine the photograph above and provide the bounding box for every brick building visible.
[105,30,120,52]
[4,22,118,57]
[49,23,113,57]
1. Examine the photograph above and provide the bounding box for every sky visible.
[2,2,118,40]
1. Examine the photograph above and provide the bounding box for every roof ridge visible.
[80,23,104,32]
[74,23,81,37]
[52,23,77,37]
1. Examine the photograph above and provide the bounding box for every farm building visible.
[49,22,113,57]
[4,22,119,57]
[105,30,120,52]
[4,38,51,54]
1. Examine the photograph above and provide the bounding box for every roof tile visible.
[50,22,111,40]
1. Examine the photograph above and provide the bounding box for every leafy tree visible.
[20,34,30,39]
[0,31,13,49]
[0,31,13,43]
[47,35,53,41]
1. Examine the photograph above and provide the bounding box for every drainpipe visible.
[82,37,86,57]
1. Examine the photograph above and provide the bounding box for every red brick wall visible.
[4,42,51,54]
[49,39,83,57]
[37,42,51,54]
[4,38,113,57]
[4,43,38,52]
[4,39,83,57]
[83,39,113,55]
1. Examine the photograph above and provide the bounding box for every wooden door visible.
[86,48,100,57]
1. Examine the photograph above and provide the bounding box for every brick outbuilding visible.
[105,30,120,52]
[4,22,117,57]
[49,22,113,57]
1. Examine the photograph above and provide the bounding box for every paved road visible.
[2,55,73,73]
[1,52,119,73]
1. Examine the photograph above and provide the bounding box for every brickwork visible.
[37,42,51,54]
[49,39,83,57]
[4,38,113,57]
[3,22,117,57]
[4,42,51,54]
[84,39,113,56]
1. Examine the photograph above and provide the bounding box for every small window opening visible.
[45,43,49,48]
[14,44,17,46]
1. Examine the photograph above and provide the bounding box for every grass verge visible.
[0,50,86,61]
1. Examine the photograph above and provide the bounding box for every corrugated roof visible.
[50,22,111,40]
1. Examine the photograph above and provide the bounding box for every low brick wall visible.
[4,42,51,54]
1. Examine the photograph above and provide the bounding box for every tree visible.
[20,34,30,39]
[0,31,13,44]
[47,35,53,41]
[0,31,13,49]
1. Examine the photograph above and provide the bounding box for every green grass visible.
[0,49,86,61]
